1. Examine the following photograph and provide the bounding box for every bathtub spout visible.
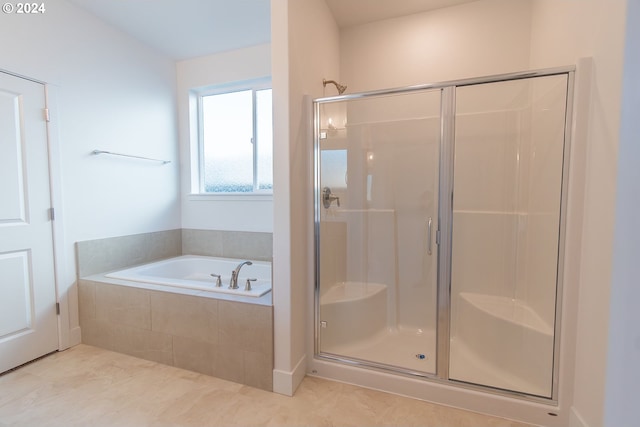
[230,261,253,289]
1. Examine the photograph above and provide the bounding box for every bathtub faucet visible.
[230,261,253,289]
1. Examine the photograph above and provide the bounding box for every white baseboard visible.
[272,354,306,396]
[570,407,589,427]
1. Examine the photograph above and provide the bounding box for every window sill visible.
[187,193,273,202]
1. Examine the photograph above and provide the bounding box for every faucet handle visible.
[245,278,257,291]
[210,273,222,287]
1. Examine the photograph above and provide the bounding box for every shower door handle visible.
[427,217,433,256]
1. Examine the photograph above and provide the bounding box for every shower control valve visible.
[322,187,341,209]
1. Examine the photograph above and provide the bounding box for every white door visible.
[0,71,58,373]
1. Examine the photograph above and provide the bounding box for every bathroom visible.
[0,1,637,427]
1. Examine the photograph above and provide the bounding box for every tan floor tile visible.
[0,345,533,427]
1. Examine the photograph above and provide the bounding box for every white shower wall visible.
[334,0,537,335]
[318,73,568,397]
[519,79,567,325]
[319,91,441,332]
[452,77,566,333]
[319,79,566,335]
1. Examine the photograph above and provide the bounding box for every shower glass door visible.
[316,89,441,374]
[448,74,569,397]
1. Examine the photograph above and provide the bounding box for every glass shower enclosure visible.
[314,68,573,400]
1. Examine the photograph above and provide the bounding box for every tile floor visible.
[0,345,533,427]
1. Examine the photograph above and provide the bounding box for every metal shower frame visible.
[312,65,576,405]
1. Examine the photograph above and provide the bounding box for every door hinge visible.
[44,108,50,122]
[49,207,55,221]
[56,303,60,315]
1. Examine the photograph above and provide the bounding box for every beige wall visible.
[271,0,340,395]
[340,0,533,92]
[529,2,627,426]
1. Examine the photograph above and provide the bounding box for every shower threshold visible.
[321,326,436,374]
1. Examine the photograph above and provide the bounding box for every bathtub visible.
[105,255,272,297]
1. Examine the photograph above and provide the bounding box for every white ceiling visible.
[324,0,481,28]
[68,0,480,60]
[68,0,271,60]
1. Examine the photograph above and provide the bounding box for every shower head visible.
[323,79,347,95]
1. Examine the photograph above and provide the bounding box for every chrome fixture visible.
[323,79,347,95]
[230,261,253,289]
[210,273,222,287]
[245,278,257,291]
[91,149,171,164]
[322,187,340,208]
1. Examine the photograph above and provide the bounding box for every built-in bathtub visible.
[105,255,272,297]
[78,253,274,391]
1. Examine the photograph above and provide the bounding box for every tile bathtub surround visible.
[76,229,182,277]
[76,228,274,391]
[182,228,273,261]
[78,279,273,391]
[75,229,272,280]
[0,344,533,427]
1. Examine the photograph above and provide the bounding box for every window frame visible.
[194,77,272,197]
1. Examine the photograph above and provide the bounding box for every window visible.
[197,82,272,193]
